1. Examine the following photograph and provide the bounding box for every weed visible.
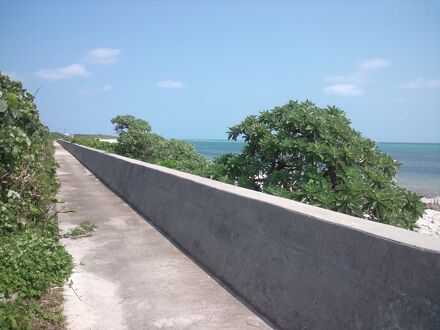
[63,221,97,238]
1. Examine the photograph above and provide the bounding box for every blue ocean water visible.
[186,140,440,197]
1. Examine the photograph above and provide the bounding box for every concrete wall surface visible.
[58,141,440,330]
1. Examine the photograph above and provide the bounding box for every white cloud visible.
[324,84,364,96]
[399,78,440,89]
[84,48,121,65]
[323,58,390,96]
[358,58,391,71]
[78,85,112,95]
[157,80,186,89]
[35,63,90,81]
[325,72,368,84]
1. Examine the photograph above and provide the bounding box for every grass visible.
[32,287,67,330]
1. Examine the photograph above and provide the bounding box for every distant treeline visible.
[50,132,116,140]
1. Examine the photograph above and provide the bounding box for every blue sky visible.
[1,1,439,142]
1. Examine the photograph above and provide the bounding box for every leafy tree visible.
[213,100,425,229]
[157,139,211,176]
[110,115,210,175]
[111,115,152,159]
[111,114,151,133]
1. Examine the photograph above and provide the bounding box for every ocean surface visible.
[186,140,440,197]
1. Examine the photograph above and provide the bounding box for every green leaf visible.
[0,99,7,112]
[6,92,19,108]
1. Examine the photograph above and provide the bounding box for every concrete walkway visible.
[55,143,271,330]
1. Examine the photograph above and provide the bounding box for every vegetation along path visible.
[55,142,271,330]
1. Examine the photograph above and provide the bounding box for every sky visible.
[1,0,439,142]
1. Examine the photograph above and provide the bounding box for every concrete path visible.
[55,143,271,330]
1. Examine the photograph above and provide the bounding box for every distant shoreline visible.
[378,141,440,145]
[184,139,440,145]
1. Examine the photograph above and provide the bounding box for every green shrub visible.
[0,72,73,328]
[109,115,211,175]
[0,298,39,329]
[0,233,72,299]
[72,115,211,176]
[0,74,60,234]
[212,100,425,229]
[71,136,115,153]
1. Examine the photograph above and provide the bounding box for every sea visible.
[186,140,440,197]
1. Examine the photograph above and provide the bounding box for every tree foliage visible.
[111,115,152,159]
[213,100,424,229]
[0,73,56,233]
[110,115,210,175]
[0,73,72,328]
[71,136,115,153]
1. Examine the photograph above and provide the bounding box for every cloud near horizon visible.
[324,84,364,96]
[324,58,391,96]
[358,58,391,71]
[35,63,90,81]
[157,80,186,89]
[324,72,368,85]
[399,78,440,89]
[78,84,112,95]
[101,85,112,91]
[84,48,121,65]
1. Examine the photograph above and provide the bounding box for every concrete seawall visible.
[58,141,440,330]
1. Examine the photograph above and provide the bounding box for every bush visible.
[72,115,211,176]
[110,115,211,175]
[71,136,115,153]
[213,100,425,229]
[0,233,72,298]
[0,72,72,328]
